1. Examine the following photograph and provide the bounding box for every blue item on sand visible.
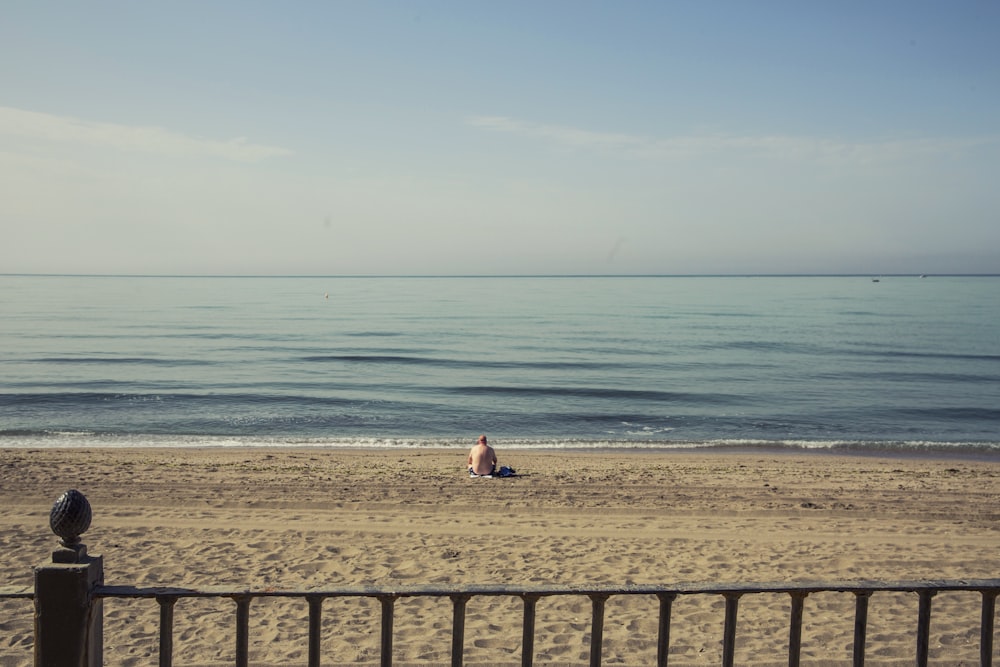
[469,465,516,478]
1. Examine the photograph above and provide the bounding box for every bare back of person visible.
[468,435,497,476]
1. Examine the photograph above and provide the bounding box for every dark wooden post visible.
[34,490,103,667]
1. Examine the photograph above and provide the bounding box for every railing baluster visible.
[379,595,396,667]
[916,589,935,667]
[234,595,251,667]
[589,593,609,667]
[852,590,871,667]
[788,591,807,667]
[521,594,539,667]
[656,592,676,667]
[307,595,323,667]
[450,593,470,667]
[722,593,742,667]
[156,596,176,667]
[982,589,998,667]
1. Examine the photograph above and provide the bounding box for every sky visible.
[2,1,999,276]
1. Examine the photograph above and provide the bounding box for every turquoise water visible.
[1,274,998,453]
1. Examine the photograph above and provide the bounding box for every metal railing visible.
[91,579,1000,667]
[9,489,1000,666]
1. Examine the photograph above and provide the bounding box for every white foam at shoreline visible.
[2,431,998,459]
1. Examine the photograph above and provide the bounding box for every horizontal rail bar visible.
[94,579,1000,601]
[0,586,34,599]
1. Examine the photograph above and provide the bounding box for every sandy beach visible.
[1,447,999,666]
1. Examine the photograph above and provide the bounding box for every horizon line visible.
[2,272,998,279]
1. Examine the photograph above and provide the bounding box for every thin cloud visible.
[0,106,292,162]
[467,115,994,164]
[468,115,645,151]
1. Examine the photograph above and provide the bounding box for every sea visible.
[1,274,998,457]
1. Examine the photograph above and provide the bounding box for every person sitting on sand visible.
[468,434,498,477]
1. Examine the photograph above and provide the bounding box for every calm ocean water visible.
[1,275,998,455]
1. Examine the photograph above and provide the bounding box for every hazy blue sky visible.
[2,1,998,275]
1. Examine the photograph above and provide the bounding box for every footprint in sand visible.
[472,637,507,649]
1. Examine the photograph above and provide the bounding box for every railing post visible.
[982,589,998,667]
[589,593,609,667]
[379,595,397,667]
[521,594,539,667]
[233,594,252,667]
[852,590,871,667]
[307,595,323,667]
[722,593,742,667]
[157,596,176,667]
[788,591,807,667]
[916,589,935,667]
[34,490,103,667]
[450,593,470,667]
[655,592,676,667]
